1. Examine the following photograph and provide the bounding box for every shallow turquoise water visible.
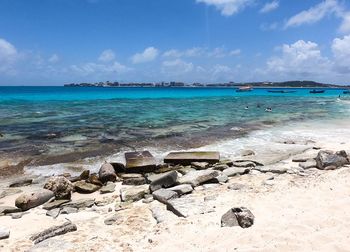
[0,86,349,164]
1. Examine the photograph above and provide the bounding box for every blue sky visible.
[1,0,350,85]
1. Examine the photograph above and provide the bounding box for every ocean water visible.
[0,86,350,172]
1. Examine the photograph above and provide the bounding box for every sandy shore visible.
[1,119,350,251]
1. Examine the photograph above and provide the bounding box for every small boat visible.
[310,89,325,94]
[343,90,350,94]
[267,90,296,93]
[236,86,253,92]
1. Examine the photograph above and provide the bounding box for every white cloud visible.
[339,12,350,33]
[196,0,254,16]
[229,49,241,56]
[332,35,350,73]
[0,38,18,74]
[98,49,116,62]
[162,47,204,58]
[163,49,183,58]
[131,47,159,64]
[266,40,331,77]
[48,54,59,63]
[260,1,279,14]
[285,0,342,28]
[161,59,194,75]
[260,22,278,31]
[70,61,131,76]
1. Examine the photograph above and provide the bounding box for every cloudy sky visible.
[1,0,350,85]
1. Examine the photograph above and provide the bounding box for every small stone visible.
[231,161,256,168]
[46,208,61,218]
[9,178,33,187]
[149,171,178,192]
[74,181,101,193]
[191,162,209,170]
[0,226,10,240]
[316,150,349,169]
[221,207,254,228]
[222,167,250,177]
[61,198,95,209]
[99,163,117,183]
[11,212,27,219]
[120,185,149,202]
[178,170,219,187]
[104,213,121,225]
[60,206,78,214]
[212,164,229,171]
[122,176,146,186]
[43,199,70,210]
[228,183,245,190]
[208,174,228,183]
[100,182,116,194]
[166,184,193,196]
[79,170,90,180]
[152,189,178,204]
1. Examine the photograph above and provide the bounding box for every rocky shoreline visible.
[1,142,350,251]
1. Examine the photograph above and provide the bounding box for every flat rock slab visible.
[166,184,193,195]
[125,151,157,173]
[43,199,70,210]
[149,171,178,192]
[120,185,149,202]
[166,195,215,217]
[61,198,95,209]
[164,152,220,165]
[223,167,250,177]
[152,189,178,204]
[178,170,219,187]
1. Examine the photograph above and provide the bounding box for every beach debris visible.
[99,162,117,183]
[164,151,220,165]
[221,207,254,228]
[121,173,146,185]
[166,195,214,218]
[15,189,54,211]
[100,182,116,194]
[298,159,317,169]
[222,167,250,177]
[191,162,210,170]
[165,184,193,196]
[125,151,157,173]
[316,150,349,170]
[120,184,149,202]
[149,171,178,192]
[30,222,77,244]
[241,149,255,156]
[178,170,219,187]
[43,199,70,210]
[152,189,178,204]
[44,176,74,200]
[0,226,10,240]
[61,198,95,209]
[9,177,33,188]
[74,181,101,193]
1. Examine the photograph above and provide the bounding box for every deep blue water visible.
[0,86,349,165]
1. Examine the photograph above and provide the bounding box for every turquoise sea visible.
[1,86,349,167]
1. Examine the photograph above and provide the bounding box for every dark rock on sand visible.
[149,171,178,192]
[191,162,210,170]
[0,226,10,240]
[121,173,146,185]
[44,176,74,200]
[125,151,157,173]
[99,163,117,183]
[9,178,33,187]
[166,184,193,195]
[221,207,254,228]
[61,198,95,209]
[43,199,70,210]
[316,150,349,169]
[79,170,90,180]
[152,189,178,204]
[15,189,54,211]
[222,167,250,177]
[30,222,77,244]
[178,170,219,187]
[212,164,230,171]
[74,181,101,193]
[164,151,220,165]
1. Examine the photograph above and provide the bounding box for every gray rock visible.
[152,189,178,204]
[150,202,177,224]
[209,174,228,183]
[30,222,77,244]
[120,185,149,202]
[43,199,70,210]
[11,212,27,219]
[0,188,22,199]
[177,166,196,175]
[27,238,74,252]
[142,197,154,203]
[149,171,178,192]
[104,213,121,225]
[15,189,54,211]
[254,166,288,174]
[178,170,219,187]
[299,159,317,169]
[115,201,132,212]
[60,206,78,214]
[46,208,61,218]
[99,163,117,183]
[191,162,209,170]
[164,151,220,165]
[100,182,116,194]
[74,181,101,193]
[61,198,95,209]
[221,207,254,228]
[166,184,193,195]
[125,151,157,173]
[9,178,33,187]
[232,161,256,168]
[122,176,146,185]
[0,206,22,215]
[222,167,250,177]
[44,176,74,200]
[0,226,10,240]
[166,195,215,218]
[212,164,229,171]
[315,150,349,169]
[241,150,255,156]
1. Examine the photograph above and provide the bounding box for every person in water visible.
[245,106,249,110]
[265,107,272,112]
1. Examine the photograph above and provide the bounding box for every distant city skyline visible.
[1,0,350,85]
